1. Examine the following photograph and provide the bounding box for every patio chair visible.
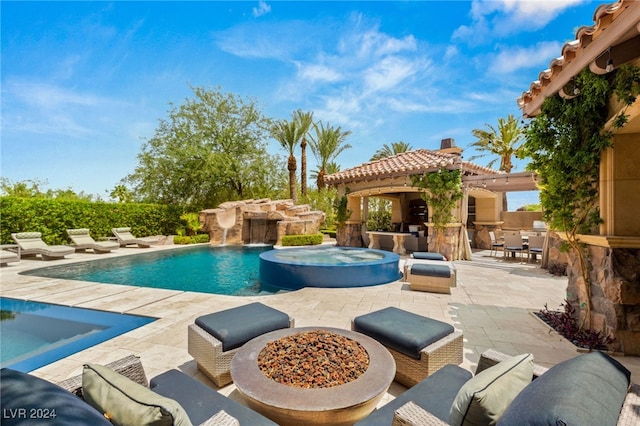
[503,231,526,262]
[489,231,504,257]
[67,228,119,253]
[112,227,162,248]
[11,232,75,260]
[188,302,295,387]
[527,235,545,263]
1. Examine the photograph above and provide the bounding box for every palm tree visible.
[468,114,524,173]
[271,119,301,203]
[370,141,413,161]
[309,122,352,190]
[293,110,314,197]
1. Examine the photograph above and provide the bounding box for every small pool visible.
[0,297,155,372]
[22,245,272,296]
[259,247,401,291]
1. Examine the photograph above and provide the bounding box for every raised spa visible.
[259,247,401,291]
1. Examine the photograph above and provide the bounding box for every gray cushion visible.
[355,364,472,425]
[150,369,277,426]
[0,368,111,426]
[410,263,451,278]
[83,363,192,426]
[497,351,631,426]
[195,302,290,352]
[449,353,533,426]
[412,252,446,261]
[353,307,454,359]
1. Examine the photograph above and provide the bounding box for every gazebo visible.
[325,138,538,261]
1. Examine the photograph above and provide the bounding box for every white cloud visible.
[454,0,586,42]
[488,41,563,74]
[252,1,271,18]
[296,63,343,83]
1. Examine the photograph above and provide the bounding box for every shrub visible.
[174,234,210,245]
[281,233,324,246]
[0,196,183,245]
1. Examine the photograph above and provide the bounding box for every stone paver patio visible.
[1,244,638,409]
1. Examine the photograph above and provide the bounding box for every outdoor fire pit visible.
[230,327,396,426]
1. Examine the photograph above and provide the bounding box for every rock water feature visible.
[200,199,325,246]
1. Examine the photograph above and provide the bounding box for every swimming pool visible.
[0,297,155,372]
[22,245,272,296]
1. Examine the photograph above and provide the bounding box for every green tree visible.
[370,141,413,161]
[125,86,285,210]
[309,122,352,190]
[468,114,524,173]
[109,184,134,203]
[294,110,314,197]
[0,178,47,197]
[271,118,302,203]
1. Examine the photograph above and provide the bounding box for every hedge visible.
[281,233,324,246]
[0,197,184,245]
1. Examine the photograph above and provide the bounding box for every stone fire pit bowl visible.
[230,327,396,426]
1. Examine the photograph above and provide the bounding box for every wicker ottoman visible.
[188,302,294,387]
[404,259,456,294]
[352,307,463,388]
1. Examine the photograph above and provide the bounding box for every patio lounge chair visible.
[0,246,20,265]
[11,232,75,260]
[67,228,119,253]
[112,227,162,248]
[1,355,277,426]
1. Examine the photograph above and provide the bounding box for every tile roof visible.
[517,0,640,117]
[324,149,501,185]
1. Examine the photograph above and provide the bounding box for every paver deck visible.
[1,244,638,409]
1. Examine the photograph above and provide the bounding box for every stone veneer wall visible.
[427,225,461,261]
[336,224,364,247]
[566,246,640,355]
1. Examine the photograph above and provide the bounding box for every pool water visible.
[22,245,273,296]
[0,297,155,372]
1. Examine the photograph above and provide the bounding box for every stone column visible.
[566,246,640,355]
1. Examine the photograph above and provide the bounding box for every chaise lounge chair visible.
[67,228,120,253]
[0,246,20,266]
[112,227,162,248]
[11,232,75,260]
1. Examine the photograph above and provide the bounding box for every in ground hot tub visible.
[259,247,401,291]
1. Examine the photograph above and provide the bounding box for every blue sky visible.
[2,1,598,207]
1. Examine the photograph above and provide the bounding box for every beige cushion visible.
[449,353,533,426]
[83,363,192,426]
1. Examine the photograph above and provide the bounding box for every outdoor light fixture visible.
[606,48,614,73]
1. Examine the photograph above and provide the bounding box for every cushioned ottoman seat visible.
[352,307,463,387]
[188,302,294,387]
[404,259,456,294]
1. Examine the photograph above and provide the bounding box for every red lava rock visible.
[257,329,370,388]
